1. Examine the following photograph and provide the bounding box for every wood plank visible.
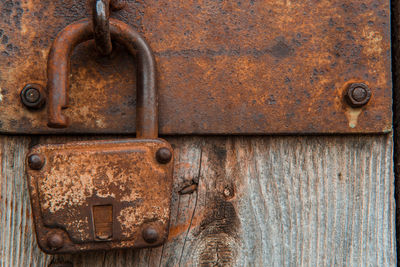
[0,135,396,266]
[0,136,52,266]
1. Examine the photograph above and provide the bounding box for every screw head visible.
[156,148,172,164]
[20,84,46,109]
[28,154,45,170]
[47,233,64,250]
[345,83,371,108]
[142,227,159,244]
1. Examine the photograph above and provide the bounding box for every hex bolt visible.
[28,154,45,170]
[47,233,64,250]
[142,227,159,244]
[345,83,371,108]
[20,84,46,109]
[156,148,172,164]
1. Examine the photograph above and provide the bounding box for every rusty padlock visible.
[26,19,174,254]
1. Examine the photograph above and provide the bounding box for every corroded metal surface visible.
[26,139,174,254]
[0,0,392,134]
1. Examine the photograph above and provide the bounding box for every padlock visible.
[26,19,174,254]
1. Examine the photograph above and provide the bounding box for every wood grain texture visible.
[0,136,52,267]
[0,135,396,266]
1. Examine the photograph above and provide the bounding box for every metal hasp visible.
[26,17,174,254]
[0,0,392,135]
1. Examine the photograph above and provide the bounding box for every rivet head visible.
[28,154,45,170]
[345,83,371,108]
[142,227,159,244]
[156,148,172,164]
[20,84,46,109]
[47,233,64,250]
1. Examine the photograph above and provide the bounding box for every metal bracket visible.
[0,0,392,134]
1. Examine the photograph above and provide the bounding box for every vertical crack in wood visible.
[178,148,202,267]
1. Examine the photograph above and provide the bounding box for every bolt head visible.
[345,83,371,108]
[24,88,40,103]
[142,227,159,244]
[47,233,64,250]
[28,154,45,170]
[20,84,46,109]
[156,148,172,164]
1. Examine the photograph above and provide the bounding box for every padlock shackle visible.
[47,18,158,139]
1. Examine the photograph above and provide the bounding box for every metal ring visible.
[93,0,113,55]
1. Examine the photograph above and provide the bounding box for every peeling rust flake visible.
[0,0,392,134]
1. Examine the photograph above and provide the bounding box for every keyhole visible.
[93,205,113,241]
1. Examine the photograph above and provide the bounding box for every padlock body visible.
[26,138,173,254]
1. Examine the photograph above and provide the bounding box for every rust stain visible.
[167,214,203,241]
[345,107,363,129]
[338,80,371,129]
[0,0,392,135]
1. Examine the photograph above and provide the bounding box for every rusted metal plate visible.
[0,0,392,134]
[26,138,174,254]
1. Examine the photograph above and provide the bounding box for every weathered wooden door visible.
[0,1,397,266]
